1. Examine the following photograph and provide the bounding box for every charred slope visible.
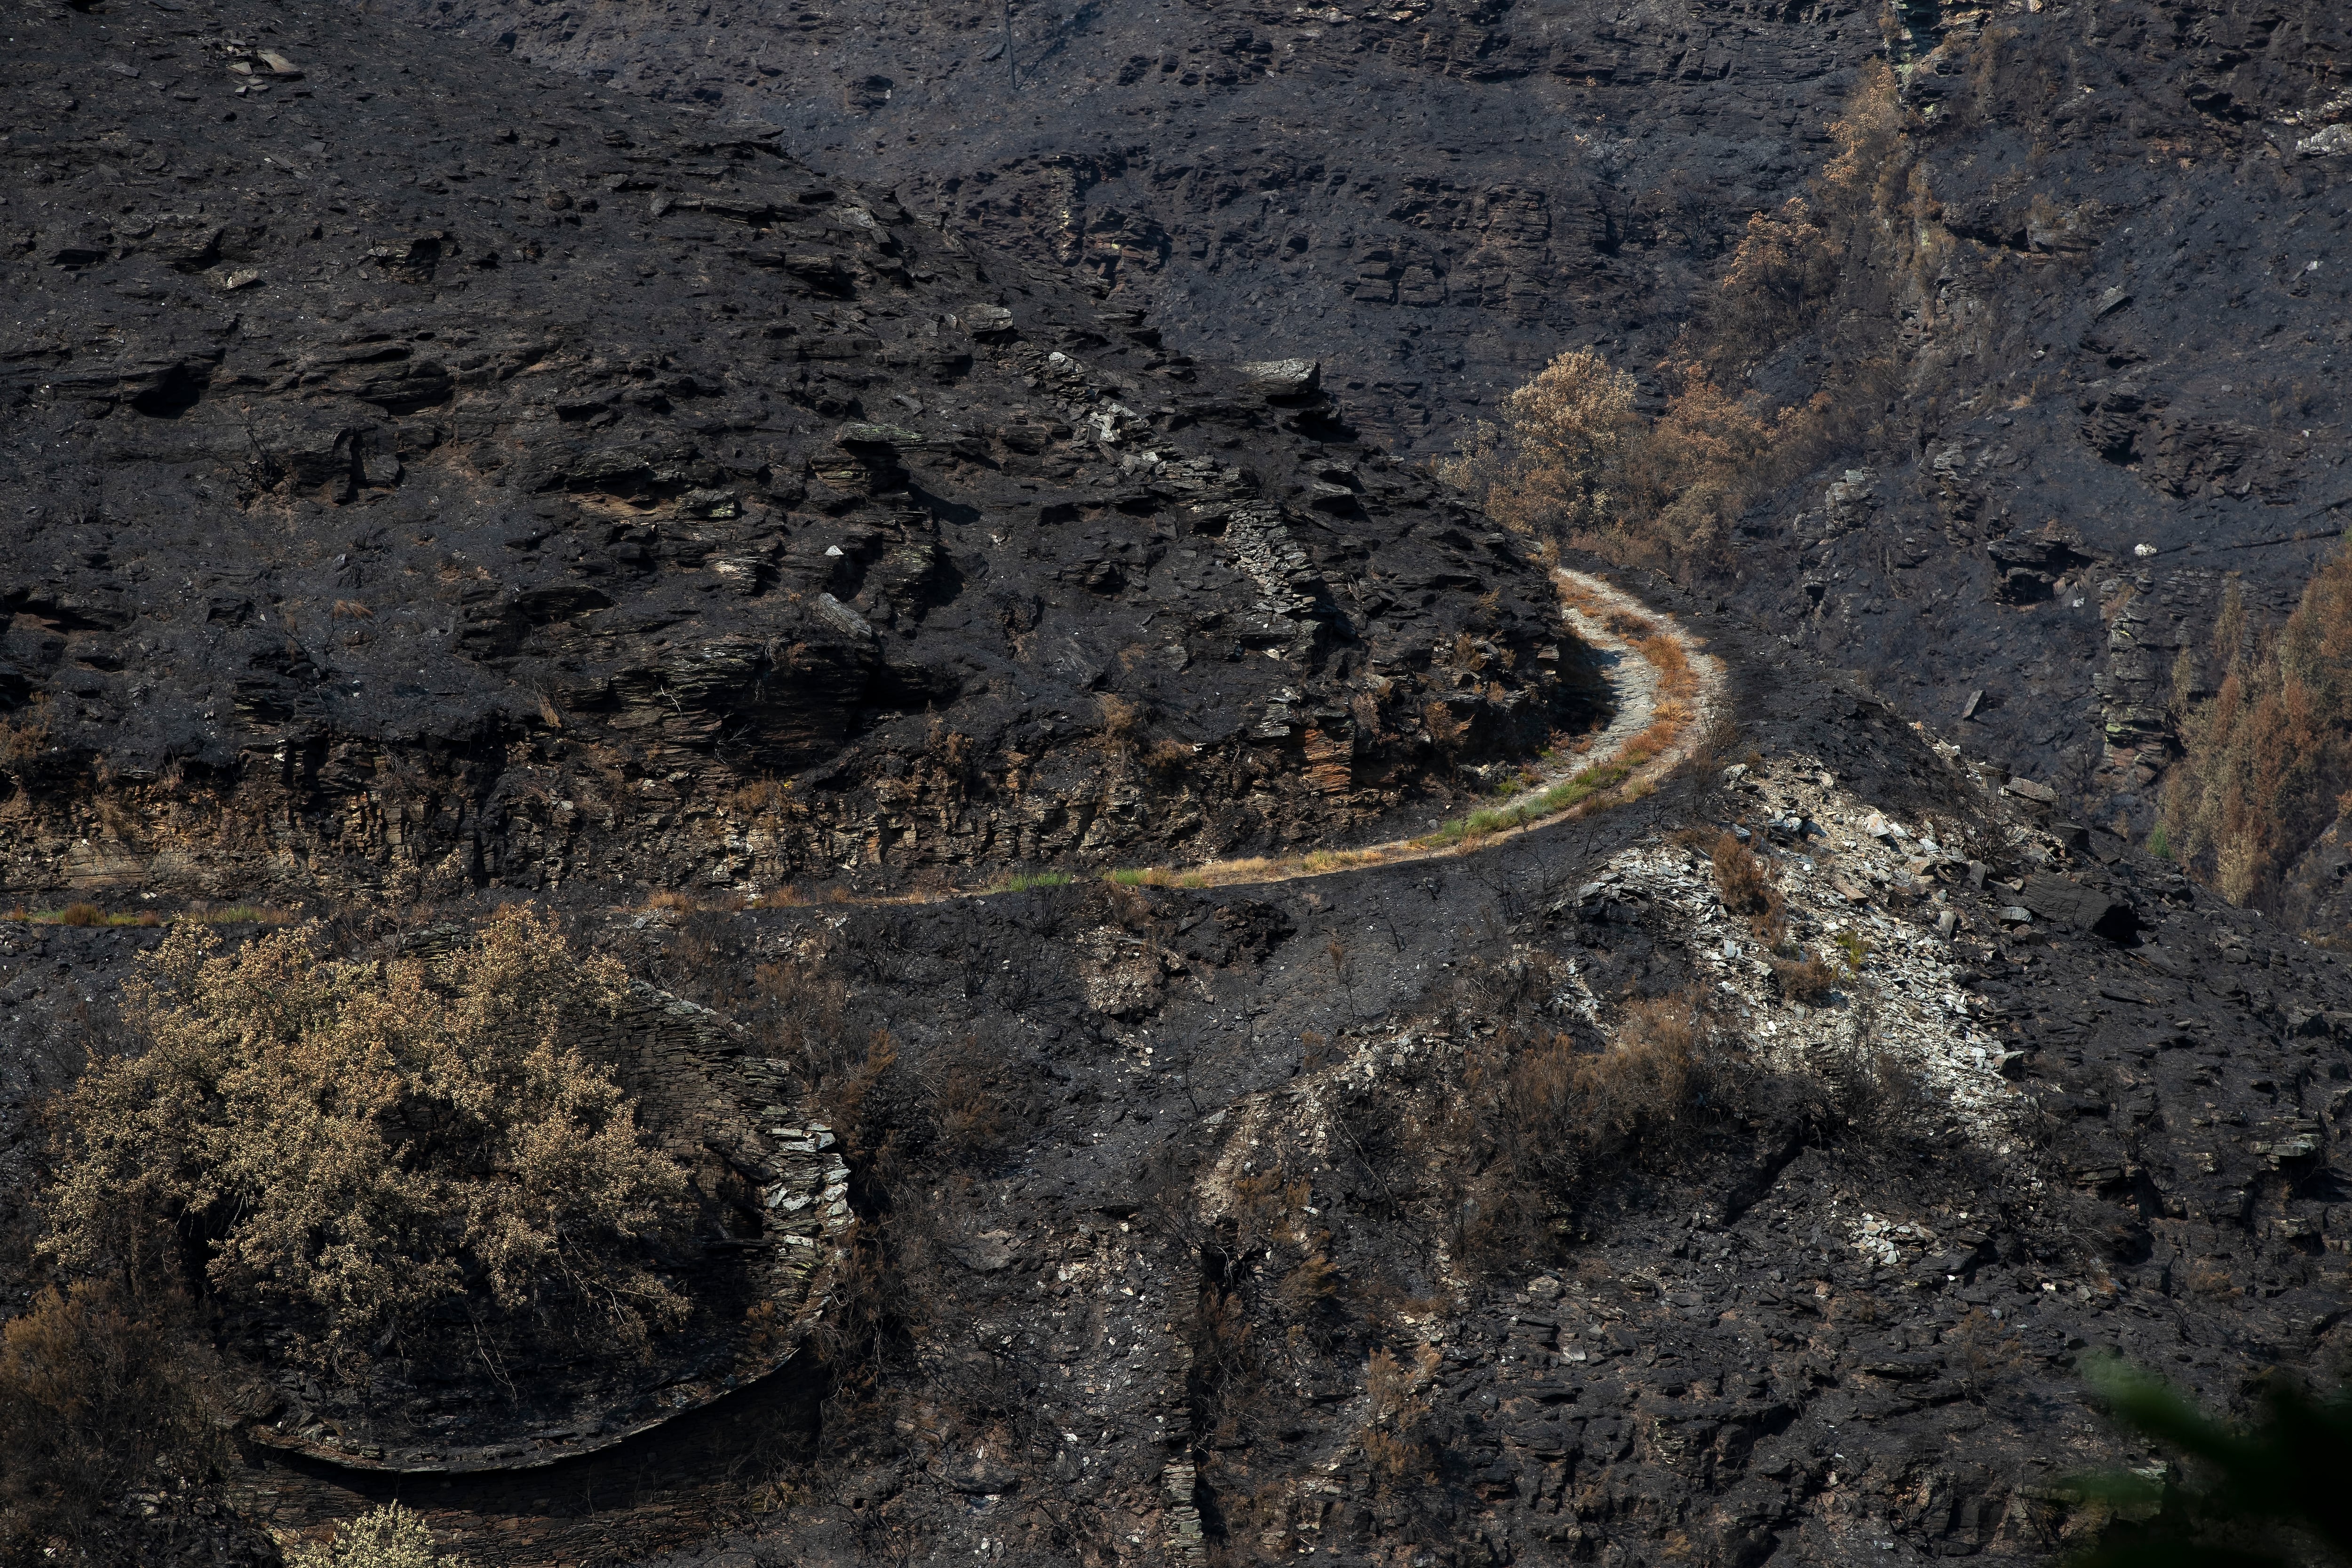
[383,0,2352,899]
[0,580,2328,1566]
[385,0,1885,460]
[0,0,1599,904]
[587,595,2352,1568]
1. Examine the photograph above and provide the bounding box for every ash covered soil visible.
[392,0,2352,856]
[2,0,1603,903]
[2,3,2352,1568]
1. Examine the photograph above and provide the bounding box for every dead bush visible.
[1578,994,1698,1135]
[1422,700,1469,751]
[0,697,50,769]
[1098,693,1147,756]
[1772,952,1840,1002]
[924,1035,1014,1169]
[728,776,794,817]
[1359,1344,1442,1492]
[1709,832,1776,917]
[0,1283,226,1557]
[1217,1167,1345,1335]
[43,907,689,1370]
[59,902,102,928]
[1144,738,1194,776]
[1449,988,1714,1264]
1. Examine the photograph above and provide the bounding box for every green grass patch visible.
[1416,758,1637,849]
[1106,868,1151,887]
[989,870,1074,895]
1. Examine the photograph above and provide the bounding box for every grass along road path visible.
[1087,567,1722,894]
[6,571,1723,925]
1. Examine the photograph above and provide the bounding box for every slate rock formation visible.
[394,0,2352,866]
[0,0,1600,904]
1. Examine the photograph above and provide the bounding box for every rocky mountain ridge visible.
[1,0,1607,905]
[389,0,2352,884]
[0,3,2350,1568]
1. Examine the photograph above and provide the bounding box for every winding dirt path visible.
[723,568,1726,912]
[961,566,1727,896]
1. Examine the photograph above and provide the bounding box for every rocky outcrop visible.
[379,0,2352,882]
[381,0,1887,458]
[0,0,1606,902]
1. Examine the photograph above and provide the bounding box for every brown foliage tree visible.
[43,907,689,1369]
[1435,348,1637,541]
[1434,349,1780,578]
[1435,65,1930,584]
[2165,545,2352,907]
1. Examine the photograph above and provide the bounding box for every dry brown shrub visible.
[1945,1306,2029,1402]
[753,959,847,1067]
[1098,693,1147,755]
[0,697,50,768]
[729,775,794,817]
[1710,832,1777,917]
[1186,1286,1261,1453]
[43,908,689,1368]
[1359,1344,1442,1491]
[1449,988,1716,1266]
[1144,738,1194,776]
[925,1036,1014,1168]
[59,902,103,928]
[0,1282,227,1556]
[2163,548,2352,907]
[1772,952,1840,1002]
[2184,1261,2238,1297]
[1576,994,1698,1134]
[1422,700,1469,751]
[1278,1250,1341,1317]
